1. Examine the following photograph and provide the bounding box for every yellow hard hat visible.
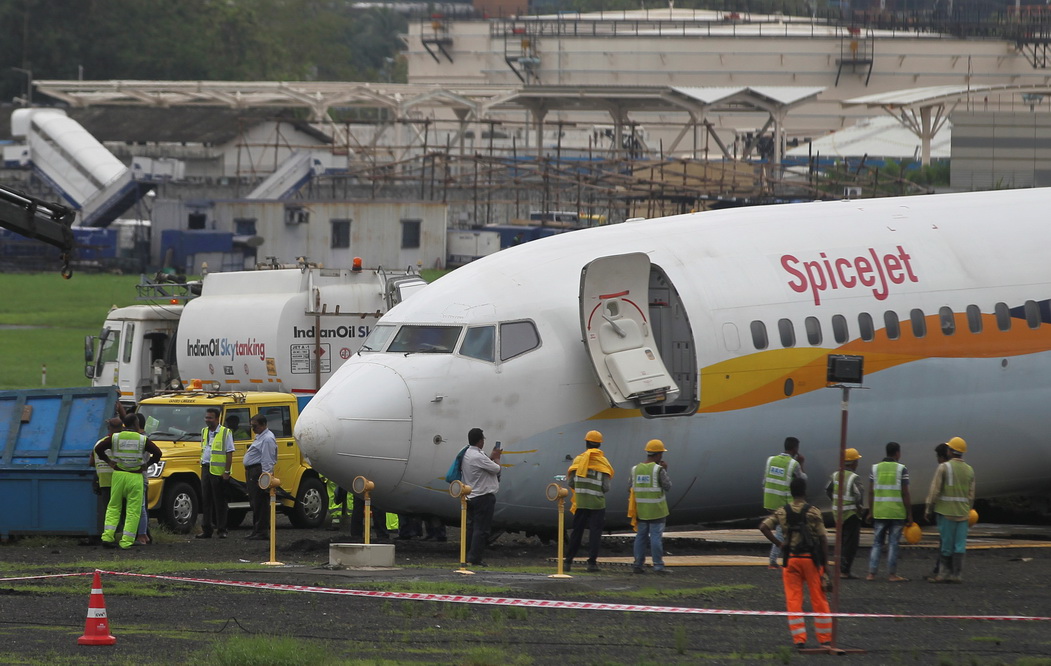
[645,439,667,453]
[585,430,603,444]
[968,509,979,526]
[844,448,861,462]
[903,523,923,544]
[947,436,967,454]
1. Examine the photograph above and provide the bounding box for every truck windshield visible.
[387,325,462,353]
[97,327,119,365]
[137,404,206,442]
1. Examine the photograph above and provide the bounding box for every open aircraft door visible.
[580,253,679,409]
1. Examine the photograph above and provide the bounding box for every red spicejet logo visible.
[780,245,919,306]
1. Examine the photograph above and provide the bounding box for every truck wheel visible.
[163,481,199,534]
[226,509,247,528]
[290,476,327,528]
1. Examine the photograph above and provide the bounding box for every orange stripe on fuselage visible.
[698,312,1051,413]
[586,312,1051,421]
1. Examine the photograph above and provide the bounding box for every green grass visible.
[0,273,142,389]
[0,555,281,577]
[0,270,447,390]
[194,634,334,666]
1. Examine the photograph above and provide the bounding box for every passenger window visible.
[994,302,1011,331]
[884,311,900,340]
[966,305,983,334]
[805,316,822,345]
[460,326,495,362]
[832,315,849,344]
[910,309,927,338]
[939,307,956,335]
[778,318,795,348]
[858,313,874,341]
[499,320,540,361]
[750,321,768,350]
[1024,300,1041,329]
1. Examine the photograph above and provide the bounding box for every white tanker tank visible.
[87,263,427,410]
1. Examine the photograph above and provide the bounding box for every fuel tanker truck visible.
[86,260,427,411]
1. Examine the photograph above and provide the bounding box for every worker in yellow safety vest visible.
[197,407,234,539]
[94,413,162,549]
[762,436,807,568]
[866,441,913,582]
[628,439,672,574]
[825,447,865,579]
[925,436,976,583]
[89,417,124,539]
[564,430,614,573]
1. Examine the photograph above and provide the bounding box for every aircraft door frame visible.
[579,253,680,409]
[645,265,698,416]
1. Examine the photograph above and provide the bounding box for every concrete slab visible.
[329,543,396,568]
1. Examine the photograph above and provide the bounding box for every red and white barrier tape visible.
[2,570,1048,622]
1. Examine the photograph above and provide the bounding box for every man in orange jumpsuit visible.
[759,476,832,650]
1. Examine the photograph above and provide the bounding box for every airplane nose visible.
[294,362,412,490]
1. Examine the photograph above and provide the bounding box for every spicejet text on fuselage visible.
[780,246,919,306]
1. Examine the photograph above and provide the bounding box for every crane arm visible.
[0,185,76,277]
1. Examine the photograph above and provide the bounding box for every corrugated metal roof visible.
[672,86,825,107]
[66,107,331,146]
[786,116,951,160]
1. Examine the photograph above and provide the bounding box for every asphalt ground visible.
[1,520,1050,665]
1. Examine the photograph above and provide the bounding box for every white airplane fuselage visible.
[294,188,1051,531]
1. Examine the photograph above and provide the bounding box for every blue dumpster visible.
[0,386,119,537]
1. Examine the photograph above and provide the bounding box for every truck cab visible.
[86,304,182,411]
[136,389,326,533]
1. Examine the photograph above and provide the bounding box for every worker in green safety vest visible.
[89,417,124,540]
[197,407,234,539]
[866,441,913,582]
[564,430,614,573]
[925,436,976,583]
[762,436,807,569]
[825,447,866,579]
[94,413,162,549]
[628,439,672,575]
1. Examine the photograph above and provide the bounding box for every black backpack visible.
[782,503,821,567]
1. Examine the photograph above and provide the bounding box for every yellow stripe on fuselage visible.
[589,312,1051,419]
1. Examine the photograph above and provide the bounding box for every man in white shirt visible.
[461,427,501,566]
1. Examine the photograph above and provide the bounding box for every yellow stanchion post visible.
[449,480,473,575]
[352,476,375,545]
[546,483,571,579]
[258,472,283,566]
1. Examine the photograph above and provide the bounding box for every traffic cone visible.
[77,570,116,646]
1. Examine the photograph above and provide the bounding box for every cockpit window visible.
[500,320,540,361]
[359,324,396,353]
[460,326,495,362]
[388,325,462,353]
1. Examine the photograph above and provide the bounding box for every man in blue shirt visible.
[244,414,277,540]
